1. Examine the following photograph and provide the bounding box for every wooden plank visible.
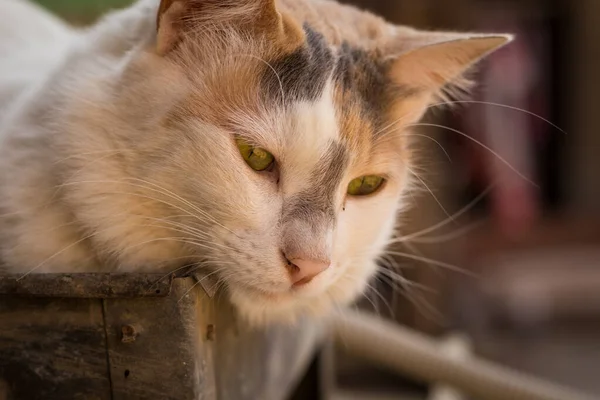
[0,297,111,400]
[101,278,213,400]
[0,275,323,400]
[102,277,324,400]
[0,273,173,298]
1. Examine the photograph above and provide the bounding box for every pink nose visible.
[287,257,330,287]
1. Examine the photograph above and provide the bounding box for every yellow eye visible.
[236,138,275,171]
[347,175,385,196]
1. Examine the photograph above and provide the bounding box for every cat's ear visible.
[156,0,303,55]
[385,31,513,101]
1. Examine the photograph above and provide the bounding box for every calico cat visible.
[0,0,510,324]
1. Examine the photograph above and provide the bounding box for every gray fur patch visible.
[333,43,424,137]
[262,24,334,104]
[283,141,348,228]
[332,42,394,128]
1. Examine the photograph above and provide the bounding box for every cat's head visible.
[96,0,510,324]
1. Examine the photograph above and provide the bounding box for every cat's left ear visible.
[156,0,303,55]
[385,30,513,103]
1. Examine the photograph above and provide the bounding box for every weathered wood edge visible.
[0,274,324,399]
[102,278,210,400]
[0,273,174,298]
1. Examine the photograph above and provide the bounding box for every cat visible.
[0,0,510,325]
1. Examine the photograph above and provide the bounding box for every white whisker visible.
[408,219,485,244]
[408,123,538,187]
[386,250,477,278]
[405,165,455,223]
[389,182,495,244]
[403,133,452,162]
[428,100,567,135]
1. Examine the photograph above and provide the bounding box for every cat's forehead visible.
[180,21,404,168]
[261,24,393,145]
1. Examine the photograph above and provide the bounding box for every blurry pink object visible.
[462,7,549,237]
[482,32,539,236]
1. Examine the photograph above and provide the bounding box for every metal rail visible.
[332,310,599,400]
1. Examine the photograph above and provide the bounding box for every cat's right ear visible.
[156,0,304,55]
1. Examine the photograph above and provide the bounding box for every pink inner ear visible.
[388,35,512,91]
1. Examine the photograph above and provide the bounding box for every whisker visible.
[16,219,230,280]
[388,182,495,244]
[118,236,236,257]
[125,177,239,237]
[402,133,452,162]
[402,241,446,279]
[17,230,100,280]
[378,255,401,308]
[140,218,214,241]
[405,288,445,324]
[338,273,387,319]
[147,262,202,290]
[144,255,233,292]
[407,123,538,187]
[428,100,567,135]
[375,272,440,322]
[372,111,411,138]
[405,166,455,223]
[379,258,444,323]
[177,268,230,303]
[364,280,394,318]
[56,182,196,219]
[377,267,437,295]
[55,180,232,235]
[408,219,485,244]
[214,278,230,303]
[360,288,382,317]
[385,250,477,278]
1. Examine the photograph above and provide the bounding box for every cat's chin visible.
[226,262,377,326]
[227,283,340,327]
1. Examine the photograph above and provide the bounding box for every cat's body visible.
[0,0,509,324]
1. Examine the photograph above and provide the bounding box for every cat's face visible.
[107,0,510,324]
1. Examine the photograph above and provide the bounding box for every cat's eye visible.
[347,175,385,196]
[236,138,275,172]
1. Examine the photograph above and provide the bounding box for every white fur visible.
[0,0,74,119]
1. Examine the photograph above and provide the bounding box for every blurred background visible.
[33,0,600,399]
